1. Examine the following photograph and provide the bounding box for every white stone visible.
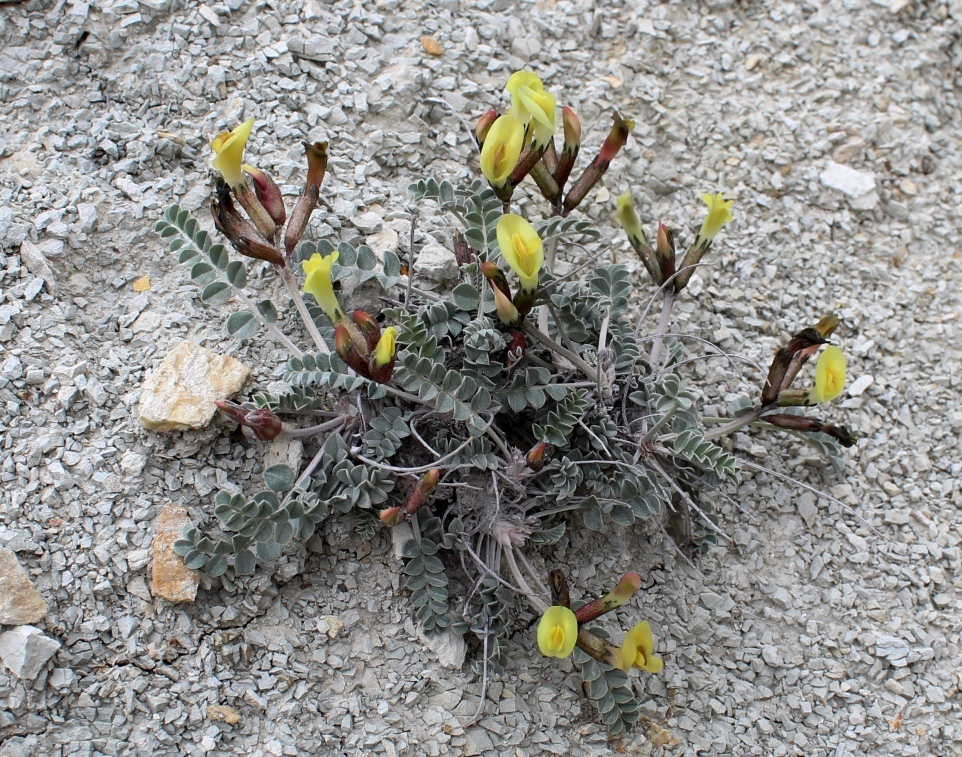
[420,626,466,669]
[18,241,55,288]
[848,375,874,397]
[0,625,61,680]
[139,341,250,432]
[820,160,876,198]
[0,548,47,625]
[365,226,399,256]
[354,211,383,234]
[416,241,458,286]
[391,522,415,561]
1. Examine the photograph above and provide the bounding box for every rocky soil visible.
[1,0,961,755]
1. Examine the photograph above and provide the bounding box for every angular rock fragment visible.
[0,547,47,625]
[139,341,250,432]
[0,625,60,680]
[151,504,199,603]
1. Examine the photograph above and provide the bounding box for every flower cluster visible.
[208,119,328,265]
[477,69,633,215]
[536,570,664,675]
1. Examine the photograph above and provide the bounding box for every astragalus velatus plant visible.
[152,69,857,733]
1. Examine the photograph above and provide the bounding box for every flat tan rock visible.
[207,704,241,725]
[139,341,250,432]
[151,504,199,603]
[0,548,47,625]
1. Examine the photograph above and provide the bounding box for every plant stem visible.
[281,417,346,438]
[638,401,677,445]
[278,265,330,354]
[503,545,548,613]
[648,290,676,369]
[523,323,599,383]
[704,405,764,440]
[229,286,303,357]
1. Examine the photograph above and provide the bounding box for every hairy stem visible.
[648,290,676,369]
[278,265,330,354]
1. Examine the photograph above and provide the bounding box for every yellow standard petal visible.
[615,191,643,242]
[695,192,735,247]
[506,70,544,114]
[616,621,664,674]
[480,114,525,187]
[302,251,344,326]
[373,326,399,368]
[810,345,846,403]
[525,89,557,147]
[210,117,255,188]
[496,213,543,293]
[537,605,578,658]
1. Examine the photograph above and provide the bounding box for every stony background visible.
[1,0,961,755]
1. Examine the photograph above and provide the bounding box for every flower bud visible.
[554,106,581,188]
[492,284,520,327]
[574,571,642,624]
[285,142,328,255]
[351,310,381,353]
[655,222,676,282]
[211,181,285,266]
[242,164,286,226]
[379,506,403,527]
[215,401,283,441]
[563,114,634,215]
[525,441,548,471]
[334,323,371,377]
[475,109,499,147]
[480,261,512,299]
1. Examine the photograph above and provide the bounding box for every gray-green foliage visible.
[154,173,847,735]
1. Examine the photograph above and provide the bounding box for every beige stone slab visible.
[151,504,199,603]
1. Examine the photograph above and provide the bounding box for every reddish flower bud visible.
[351,310,381,353]
[243,164,286,227]
[334,324,372,377]
[554,106,581,188]
[379,506,403,526]
[475,109,499,147]
[481,261,512,300]
[526,441,548,471]
[655,222,676,283]
[215,401,283,441]
[417,468,440,495]
[563,113,634,215]
[304,141,329,191]
[506,330,526,369]
[284,142,328,255]
[211,181,285,266]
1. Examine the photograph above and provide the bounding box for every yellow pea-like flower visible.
[479,114,525,187]
[695,192,734,248]
[810,345,846,403]
[373,326,399,368]
[506,69,556,146]
[496,213,543,294]
[615,621,664,674]
[537,605,578,658]
[615,191,643,242]
[210,118,255,188]
[302,251,344,326]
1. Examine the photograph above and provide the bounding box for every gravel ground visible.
[2,0,961,755]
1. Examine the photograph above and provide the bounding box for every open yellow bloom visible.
[810,345,846,403]
[506,70,551,128]
[615,621,664,674]
[210,118,255,188]
[373,326,399,367]
[695,192,734,247]
[537,605,578,658]
[496,214,543,293]
[480,114,525,187]
[615,191,643,241]
[302,251,344,326]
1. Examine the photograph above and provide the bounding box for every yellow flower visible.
[615,191,643,241]
[373,326,399,367]
[695,192,734,247]
[506,70,550,128]
[302,251,344,326]
[810,345,846,403]
[480,114,525,187]
[537,605,578,658]
[615,621,664,674]
[491,284,520,327]
[210,118,255,188]
[496,214,543,293]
